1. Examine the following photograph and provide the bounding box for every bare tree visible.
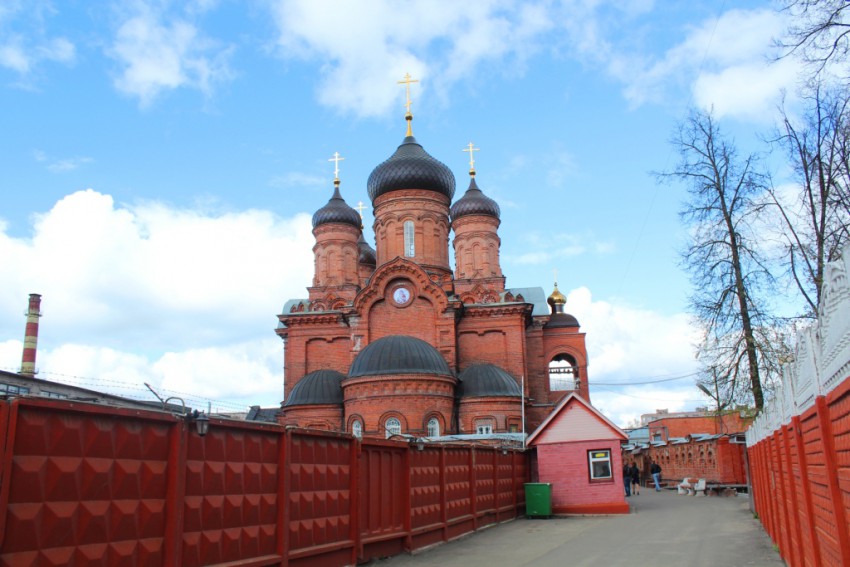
[779,0,850,79]
[660,110,773,412]
[768,84,850,315]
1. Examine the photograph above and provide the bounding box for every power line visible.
[589,371,699,386]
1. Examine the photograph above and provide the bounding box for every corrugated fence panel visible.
[0,399,173,567]
[828,382,850,559]
[474,449,497,528]
[182,420,282,567]
[495,452,516,521]
[409,447,443,551]
[801,406,841,565]
[358,441,407,562]
[287,431,354,567]
[443,447,474,539]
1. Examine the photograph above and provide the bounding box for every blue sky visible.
[0,1,805,426]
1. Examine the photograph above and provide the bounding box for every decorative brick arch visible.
[423,412,445,436]
[353,257,450,314]
[459,283,501,305]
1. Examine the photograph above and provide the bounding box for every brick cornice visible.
[462,304,532,319]
[278,312,348,327]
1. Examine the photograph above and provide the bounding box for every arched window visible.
[351,419,362,438]
[404,220,415,257]
[427,417,440,437]
[385,417,401,438]
[548,354,578,391]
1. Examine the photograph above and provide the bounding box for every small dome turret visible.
[545,281,580,328]
[312,183,361,229]
[450,176,500,220]
[547,282,566,308]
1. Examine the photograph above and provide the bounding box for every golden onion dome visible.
[548,283,566,306]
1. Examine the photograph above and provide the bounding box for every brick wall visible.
[536,440,629,514]
[627,436,746,485]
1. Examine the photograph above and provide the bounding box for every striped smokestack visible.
[20,293,42,377]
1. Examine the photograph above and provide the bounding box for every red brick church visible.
[276,94,589,439]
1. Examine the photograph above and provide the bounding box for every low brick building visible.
[527,393,629,514]
[276,105,590,438]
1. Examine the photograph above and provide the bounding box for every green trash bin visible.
[524,482,552,518]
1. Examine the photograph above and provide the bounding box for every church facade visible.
[276,107,589,439]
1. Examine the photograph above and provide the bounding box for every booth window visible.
[588,449,612,480]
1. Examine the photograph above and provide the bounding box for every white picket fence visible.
[746,242,850,447]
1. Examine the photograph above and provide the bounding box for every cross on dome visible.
[397,72,419,136]
[463,142,480,176]
[328,151,345,183]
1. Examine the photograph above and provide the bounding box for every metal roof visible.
[283,369,345,407]
[349,335,452,378]
[457,364,521,398]
[367,135,456,202]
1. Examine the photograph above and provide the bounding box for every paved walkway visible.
[368,489,785,567]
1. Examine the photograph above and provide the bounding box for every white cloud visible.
[0,189,314,408]
[621,8,801,121]
[0,19,74,75]
[0,40,30,73]
[267,0,553,118]
[565,286,701,427]
[109,3,233,105]
[269,171,326,188]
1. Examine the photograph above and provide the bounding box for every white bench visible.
[677,478,706,496]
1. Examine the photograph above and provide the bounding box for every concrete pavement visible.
[367,489,785,567]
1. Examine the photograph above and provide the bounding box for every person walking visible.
[623,463,631,497]
[650,460,662,491]
[629,461,640,495]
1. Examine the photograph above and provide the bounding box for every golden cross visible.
[554,269,558,286]
[397,73,419,115]
[355,201,366,218]
[328,152,344,181]
[463,142,480,173]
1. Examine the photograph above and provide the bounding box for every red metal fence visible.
[0,397,527,567]
[745,246,850,566]
[747,376,850,567]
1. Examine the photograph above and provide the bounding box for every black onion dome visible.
[450,177,500,220]
[457,364,521,397]
[358,232,376,265]
[543,313,581,329]
[349,335,452,378]
[312,185,361,229]
[367,136,456,202]
[283,369,345,407]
